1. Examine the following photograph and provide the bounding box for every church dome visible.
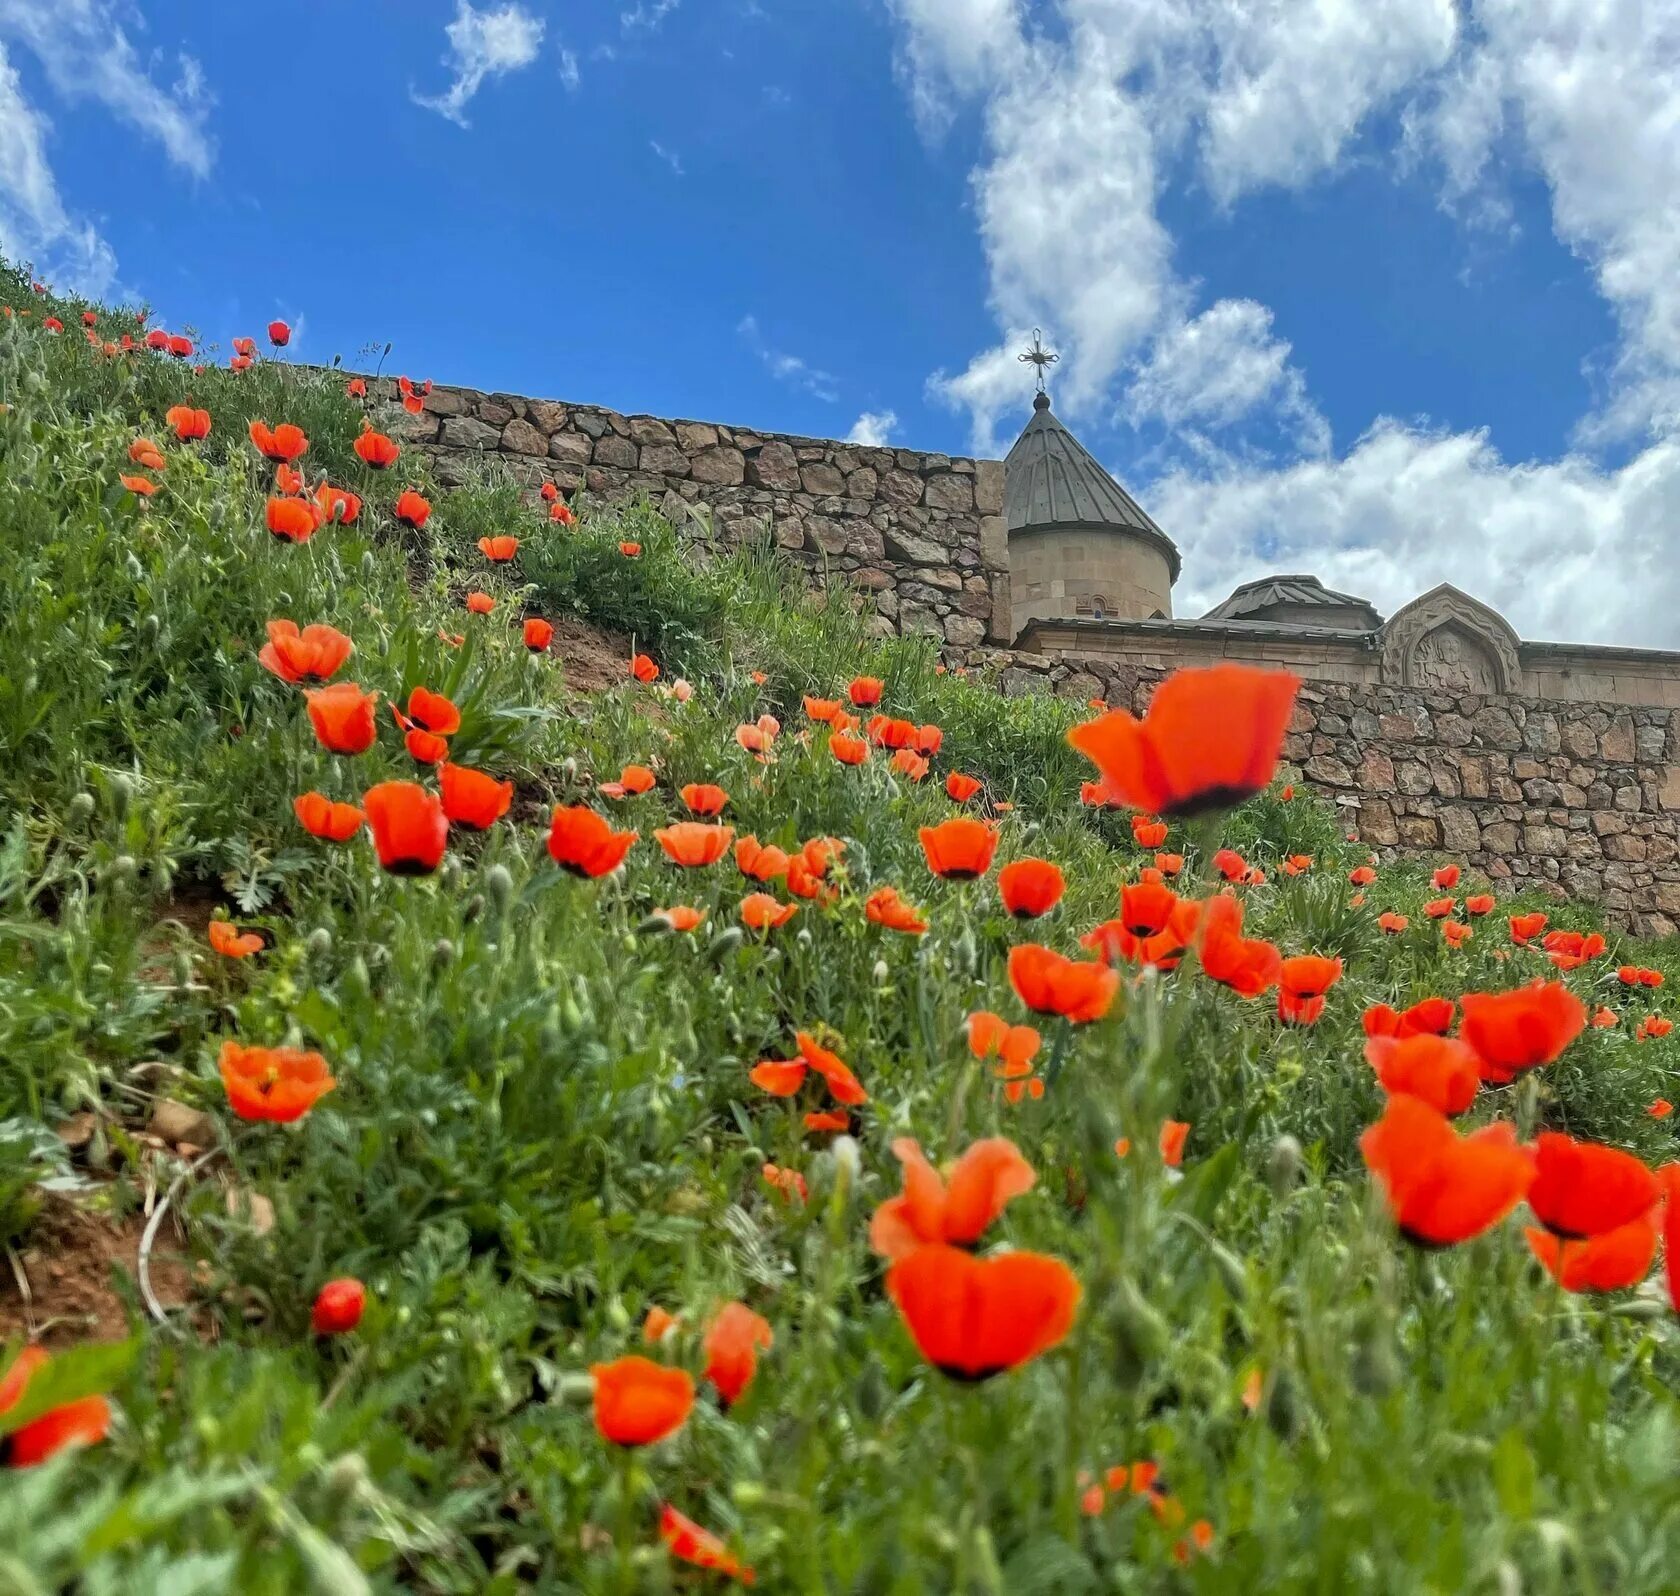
[1204,574,1381,632]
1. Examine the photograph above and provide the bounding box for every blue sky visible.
[4,1,1680,645]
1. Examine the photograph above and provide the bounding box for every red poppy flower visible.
[945,771,982,803]
[865,885,928,934]
[478,535,520,562]
[361,782,448,875]
[547,806,636,877]
[886,1244,1080,1380]
[1008,944,1119,1023]
[166,334,193,359]
[1360,1094,1534,1247]
[1083,885,1200,971]
[997,858,1065,918]
[1651,1098,1673,1117]
[890,749,930,780]
[144,328,170,351]
[600,764,656,800]
[315,482,361,524]
[729,836,784,882]
[762,1163,806,1204]
[920,817,1000,880]
[1363,996,1455,1040]
[539,481,560,503]
[1277,955,1342,1025]
[659,1504,755,1584]
[1639,1015,1675,1041]
[679,782,728,816]
[116,472,159,498]
[794,1031,867,1105]
[267,319,291,347]
[466,592,495,616]
[293,792,365,841]
[405,687,461,737]
[394,489,431,528]
[248,420,309,463]
[218,1040,337,1122]
[231,336,255,357]
[830,732,869,765]
[1525,1212,1658,1292]
[1131,817,1168,849]
[1378,911,1409,934]
[1366,1033,1481,1116]
[630,653,659,683]
[701,1303,773,1407]
[1442,920,1473,950]
[1465,894,1495,916]
[749,1056,808,1096]
[312,1278,366,1335]
[590,1355,694,1446]
[1193,894,1281,997]
[1541,929,1606,971]
[848,676,883,706]
[257,620,353,685]
[1457,981,1587,1084]
[0,1348,111,1468]
[1068,664,1298,817]
[346,377,367,398]
[802,696,841,724]
[1508,911,1548,945]
[867,715,917,750]
[305,682,378,754]
[165,404,211,441]
[128,436,167,470]
[1527,1133,1659,1239]
[397,375,432,413]
[1433,864,1461,890]
[350,421,400,470]
[655,822,735,867]
[1423,896,1455,919]
[551,500,577,526]
[266,495,321,542]
[1159,1120,1190,1167]
[619,541,642,557]
[523,617,553,652]
[439,763,512,830]
[869,1137,1036,1260]
[741,893,798,930]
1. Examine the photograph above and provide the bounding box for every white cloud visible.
[414,1,544,128]
[883,0,1023,135]
[622,0,680,32]
[559,48,581,91]
[649,139,683,176]
[846,410,899,447]
[738,314,839,403]
[0,41,116,295]
[0,0,213,177]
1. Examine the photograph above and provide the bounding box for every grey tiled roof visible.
[1204,574,1382,627]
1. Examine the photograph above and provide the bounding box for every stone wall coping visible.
[1017,616,1378,649]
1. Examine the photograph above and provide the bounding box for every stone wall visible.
[399,382,1010,648]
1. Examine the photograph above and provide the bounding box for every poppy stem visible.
[614,1446,638,1592]
[1041,1020,1072,1093]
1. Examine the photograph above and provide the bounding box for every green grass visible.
[2,261,1680,1593]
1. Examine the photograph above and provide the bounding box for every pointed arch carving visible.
[1379,585,1521,696]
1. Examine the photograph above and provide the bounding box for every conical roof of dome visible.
[1004,393,1179,579]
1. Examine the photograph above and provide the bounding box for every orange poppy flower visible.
[866,715,915,750]
[741,893,798,930]
[1542,929,1607,971]
[258,620,353,684]
[1465,894,1495,916]
[207,919,263,959]
[478,535,519,562]
[1361,1094,1533,1246]
[805,1109,853,1133]
[1194,894,1281,997]
[513,616,552,654]
[466,592,494,616]
[803,696,841,724]
[945,771,983,802]
[749,1056,808,1096]
[1084,880,1201,970]
[1441,919,1473,950]
[345,377,367,398]
[869,1137,1036,1260]
[394,489,431,529]
[314,482,361,525]
[784,856,835,903]
[1527,1132,1659,1239]
[702,1302,773,1407]
[998,858,1065,918]
[218,1039,336,1122]
[1593,1006,1620,1029]
[1277,954,1342,1025]
[680,783,729,816]
[630,653,660,683]
[865,885,928,934]
[733,836,788,882]
[795,1031,867,1105]
[1366,1033,1482,1116]
[1508,911,1549,945]
[1282,854,1313,876]
[1008,944,1120,1023]
[1159,1120,1190,1167]
[273,463,305,496]
[1079,781,1111,808]
[656,906,706,932]
[1152,852,1183,877]
[0,1347,112,1468]
[1378,911,1409,934]
[966,1011,1040,1069]
[762,1163,806,1203]
[642,1306,681,1343]
[659,1504,755,1584]
[1125,816,1164,848]
[362,782,449,875]
[618,541,642,558]
[848,676,883,706]
[353,422,400,469]
[551,500,578,526]
[165,404,210,441]
[1432,864,1461,890]
[547,806,637,878]
[890,749,930,781]
[916,723,943,755]
[293,792,365,841]
[1068,664,1299,817]
[1423,896,1455,919]
[1640,1015,1675,1040]
[920,817,1000,880]
[1348,865,1377,887]
[600,764,656,800]
[119,472,159,498]
[438,763,512,830]
[886,1244,1080,1379]
[1457,981,1586,1084]
[128,437,166,469]
[1364,996,1455,1039]
[590,1355,694,1446]
[248,420,308,462]
[830,732,869,765]
[655,822,735,867]
[1621,965,1665,988]
[1526,1211,1659,1292]
[304,682,378,755]
[266,495,320,542]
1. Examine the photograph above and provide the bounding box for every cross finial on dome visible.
[1018,328,1059,399]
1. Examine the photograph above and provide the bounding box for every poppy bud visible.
[324,1453,370,1498]
[432,938,456,969]
[560,757,578,785]
[439,857,463,892]
[68,791,94,824]
[1267,1134,1303,1198]
[307,928,333,959]
[109,854,137,885]
[462,893,485,923]
[872,960,890,985]
[311,1278,366,1335]
[831,1134,861,1191]
[360,551,376,581]
[140,614,159,643]
[485,864,514,915]
[172,950,194,989]
[606,1296,631,1332]
[342,956,371,1003]
[707,927,744,961]
[636,912,675,937]
[854,1360,889,1421]
[108,772,132,820]
[732,1479,769,1508]
[1111,1275,1170,1372]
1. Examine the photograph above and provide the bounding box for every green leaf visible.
[0,1336,136,1437]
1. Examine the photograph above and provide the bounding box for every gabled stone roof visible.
[1005,394,1180,580]
[1204,573,1382,629]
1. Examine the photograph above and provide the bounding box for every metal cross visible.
[1018,328,1059,394]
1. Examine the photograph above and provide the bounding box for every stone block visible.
[845,467,878,499]
[439,415,501,450]
[1603,717,1637,761]
[748,441,801,491]
[1440,806,1481,851]
[1397,816,1441,847]
[592,434,637,469]
[640,444,691,477]
[801,461,847,496]
[676,421,718,451]
[924,473,975,512]
[690,447,746,486]
[878,469,924,507]
[500,418,548,456]
[944,613,987,646]
[1523,823,1568,856]
[883,527,947,565]
[975,459,1005,515]
[630,416,676,446]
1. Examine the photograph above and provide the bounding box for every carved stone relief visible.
[1379,584,1521,695]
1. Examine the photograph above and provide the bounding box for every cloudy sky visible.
[2,0,1677,644]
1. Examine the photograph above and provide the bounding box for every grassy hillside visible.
[2,262,1680,1593]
